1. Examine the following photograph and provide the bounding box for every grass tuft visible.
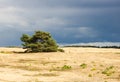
[80,63,87,69]
[61,65,72,70]
[102,66,115,76]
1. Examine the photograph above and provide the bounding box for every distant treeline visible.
[5,46,22,48]
[64,45,120,49]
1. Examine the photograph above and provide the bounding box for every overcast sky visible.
[0,0,120,46]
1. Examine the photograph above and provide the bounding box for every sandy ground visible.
[0,47,120,82]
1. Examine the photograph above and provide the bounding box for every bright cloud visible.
[0,6,29,27]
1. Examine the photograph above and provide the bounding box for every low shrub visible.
[102,66,115,76]
[61,65,72,70]
[80,63,87,69]
[58,48,64,52]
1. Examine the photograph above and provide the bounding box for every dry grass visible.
[0,64,10,67]
[0,47,120,82]
[10,65,42,71]
[31,73,59,77]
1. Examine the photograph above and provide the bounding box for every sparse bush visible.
[61,65,72,70]
[58,48,64,52]
[91,68,96,71]
[102,66,115,76]
[80,63,87,69]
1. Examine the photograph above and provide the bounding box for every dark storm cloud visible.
[0,0,120,46]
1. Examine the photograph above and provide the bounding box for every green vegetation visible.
[61,65,72,70]
[21,30,64,52]
[49,65,72,71]
[91,68,96,71]
[64,45,120,49]
[102,66,115,76]
[80,63,87,69]
[5,46,21,48]
[88,74,92,77]
[58,48,65,52]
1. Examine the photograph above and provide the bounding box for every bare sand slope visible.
[0,47,120,82]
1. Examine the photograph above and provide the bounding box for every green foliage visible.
[58,48,64,52]
[91,68,96,71]
[61,65,72,70]
[102,66,115,76]
[21,34,31,43]
[20,31,61,52]
[80,63,87,69]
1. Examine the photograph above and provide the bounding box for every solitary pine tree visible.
[20,31,60,52]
